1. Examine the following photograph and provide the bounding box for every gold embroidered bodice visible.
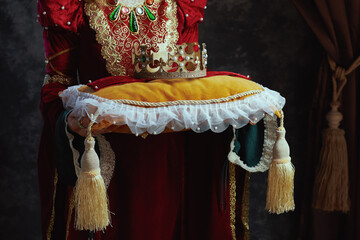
[85,0,179,76]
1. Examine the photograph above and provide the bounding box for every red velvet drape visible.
[292,1,360,239]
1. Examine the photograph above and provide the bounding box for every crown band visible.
[133,42,208,79]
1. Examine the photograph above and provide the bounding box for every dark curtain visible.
[292,1,360,240]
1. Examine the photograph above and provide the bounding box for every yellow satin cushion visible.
[81,76,263,103]
[79,76,265,133]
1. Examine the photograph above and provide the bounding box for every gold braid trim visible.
[229,162,236,240]
[242,172,250,240]
[110,89,263,106]
[78,88,263,107]
[45,47,77,77]
[66,191,76,240]
[46,170,58,240]
[43,74,77,86]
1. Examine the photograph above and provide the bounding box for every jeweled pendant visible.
[130,11,139,33]
[109,5,121,21]
[121,6,129,14]
[143,5,156,21]
[146,0,154,6]
[136,7,144,15]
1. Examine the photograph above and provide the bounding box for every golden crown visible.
[132,42,208,79]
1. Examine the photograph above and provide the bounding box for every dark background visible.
[0,0,321,239]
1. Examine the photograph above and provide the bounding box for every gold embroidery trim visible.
[45,47,76,77]
[164,0,179,48]
[44,74,76,86]
[85,0,179,76]
[85,2,126,76]
[229,162,236,240]
[46,170,58,240]
[66,191,76,240]
[242,172,250,240]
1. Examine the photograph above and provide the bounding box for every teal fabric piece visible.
[232,121,264,167]
[233,130,241,154]
[54,111,85,186]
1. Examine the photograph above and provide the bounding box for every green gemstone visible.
[109,5,121,21]
[142,56,146,62]
[144,5,156,21]
[130,11,139,32]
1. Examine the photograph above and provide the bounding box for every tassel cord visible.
[279,110,284,129]
[328,55,360,105]
[86,111,99,141]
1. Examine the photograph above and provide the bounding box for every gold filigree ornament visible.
[109,0,157,33]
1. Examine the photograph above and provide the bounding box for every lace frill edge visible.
[61,85,284,172]
[60,85,285,136]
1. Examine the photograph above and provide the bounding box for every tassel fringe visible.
[266,156,295,214]
[312,102,350,212]
[312,127,350,212]
[75,169,110,231]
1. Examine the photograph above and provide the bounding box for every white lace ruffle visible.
[228,114,278,172]
[64,111,81,177]
[60,85,285,135]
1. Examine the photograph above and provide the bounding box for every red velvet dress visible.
[37,0,249,239]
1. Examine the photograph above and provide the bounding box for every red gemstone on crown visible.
[146,0,154,5]
[193,45,199,52]
[179,56,184,62]
[121,6,130,14]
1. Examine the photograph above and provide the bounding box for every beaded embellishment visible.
[109,0,156,33]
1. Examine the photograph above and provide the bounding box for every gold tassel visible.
[312,102,350,212]
[266,111,295,214]
[74,115,110,231]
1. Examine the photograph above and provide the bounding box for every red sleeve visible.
[40,28,80,118]
[177,0,207,43]
[43,29,79,78]
[37,0,83,118]
[37,0,85,33]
